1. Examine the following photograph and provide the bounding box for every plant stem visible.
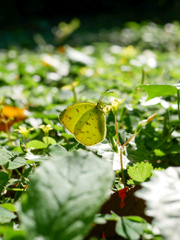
[122,132,137,148]
[120,149,126,188]
[15,169,29,182]
[115,171,123,184]
[33,163,36,169]
[115,115,121,146]
[177,89,180,122]
[72,83,77,103]
[5,188,25,192]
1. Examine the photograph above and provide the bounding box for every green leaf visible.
[7,157,27,170]
[127,139,150,162]
[0,203,17,212]
[137,84,177,100]
[116,216,145,240]
[0,172,9,194]
[0,206,16,224]
[19,150,114,240]
[27,140,47,149]
[0,226,26,240]
[128,162,153,182]
[0,149,13,165]
[43,136,56,146]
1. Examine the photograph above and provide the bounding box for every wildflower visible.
[39,124,53,136]
[14,126,34,140]
[111,98,126,116]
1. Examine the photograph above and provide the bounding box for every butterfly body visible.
[59,101,106,146]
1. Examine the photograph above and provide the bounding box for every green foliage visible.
[19,150,114,240]
[0,20,180,240]
[115,216,146,240]
[0,172,9,194]
[137,84,177,100]
[127,162,153,183]
[0,206,16,224]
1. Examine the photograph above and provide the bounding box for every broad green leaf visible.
[137,84,177,100]
[0,226,26,240]
[116,216,145,240]
[0,203,17,212]
[0,172,9,194]
[0,149,13,165]
[7,157,27,170]
[43,136,56,146]
[27,140,47,149]
[128,162,153,182]
[32,144,67,162]
[19,150,114,240]
[0,206,16,224]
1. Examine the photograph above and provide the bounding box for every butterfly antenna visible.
[99,89,114,101]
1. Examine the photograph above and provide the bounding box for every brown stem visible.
[120,149,126,188]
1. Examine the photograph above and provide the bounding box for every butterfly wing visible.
[74,107,106,146]
[59,102,95,134]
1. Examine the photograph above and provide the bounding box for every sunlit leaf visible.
[128,162,153,183]
[27,140,47,149]
[19,150,114,240]
[0,206,16,224]
[137,84,177,100]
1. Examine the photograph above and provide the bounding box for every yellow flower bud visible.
[111,98,126,116]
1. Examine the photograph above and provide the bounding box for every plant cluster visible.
[0,20,180,240]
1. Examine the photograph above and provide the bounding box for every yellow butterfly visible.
[58,90,113,146]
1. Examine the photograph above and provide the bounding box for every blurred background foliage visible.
[1,0,180,48]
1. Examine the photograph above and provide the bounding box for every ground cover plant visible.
[0,20,180,240]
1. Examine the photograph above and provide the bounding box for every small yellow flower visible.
[14,126,34,140]
[111,98,126,116]
[39,124,53,136]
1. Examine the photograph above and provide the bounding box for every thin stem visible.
[71,83,77,103]
[115,171,123,185]
[1,165,7,172]
[120,149,126,188]
[177,89,180,122]
[5,188,25,192]
[5,121,13,147]
[15,169,30,182]
[141,67,145,85]
[33,163,36,169]
[115,115,121,146]
[122,132,137,148]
